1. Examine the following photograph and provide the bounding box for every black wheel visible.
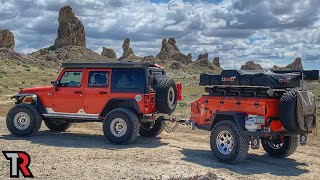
[210,120,249,164]
[261,136,298,158]
[280,89,301,133]
[44,119,72,132]
[139,117,165,137]
[6,103,42,136]
[155,78,177,114]
[103,108,140,145]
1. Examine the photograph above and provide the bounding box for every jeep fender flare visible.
[210,111,246,131]
[100,98,140,117]
[11,94,47,114]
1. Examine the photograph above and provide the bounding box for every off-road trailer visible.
[164,69,319,164]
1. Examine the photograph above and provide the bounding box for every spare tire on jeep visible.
[155,78,178,114]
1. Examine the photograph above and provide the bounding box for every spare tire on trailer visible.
[279,89,301,133]
[155,78,178,114]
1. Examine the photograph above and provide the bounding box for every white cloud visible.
[0,0,319,70]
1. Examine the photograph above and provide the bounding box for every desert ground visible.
[0,116,320,180]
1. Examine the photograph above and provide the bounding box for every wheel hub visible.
[216,130,234,155]
[110,118,127,137]
[168,87,175,106]
[13,112,31,130]
[115,123,124,132]
[267,136,284,149]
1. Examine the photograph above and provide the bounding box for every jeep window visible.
[59,71,82,87]
[88,71,109,87]
[113,70,140,89]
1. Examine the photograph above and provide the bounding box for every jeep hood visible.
[19,86,53,94]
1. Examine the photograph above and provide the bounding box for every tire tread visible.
[103,108,140,145]
[210,120,249,164]
[6,103,42,136]
[139,118,165,137]
[44,119,72,132]
[261,136,298,158]
[155,78,177,114]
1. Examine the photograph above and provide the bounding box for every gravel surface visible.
[0,117,319,180]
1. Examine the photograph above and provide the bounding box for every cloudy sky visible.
[1,0,319,70]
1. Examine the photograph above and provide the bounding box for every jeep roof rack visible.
[62,62,159,69]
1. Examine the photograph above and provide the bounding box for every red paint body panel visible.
[52,68,84,113]
[82,69,111,114]
[191,96,282,132]
[20,86,54,109]
[108,92,156,114]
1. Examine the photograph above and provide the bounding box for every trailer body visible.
[189,69,319,164]
[191,96,282,132]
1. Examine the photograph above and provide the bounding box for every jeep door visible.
[52,69,84,113]
[83,69,111,114]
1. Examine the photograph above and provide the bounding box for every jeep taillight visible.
[144,94,150,103]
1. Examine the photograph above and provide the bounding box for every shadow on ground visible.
[179,148,309,177]
[0,130,168,149]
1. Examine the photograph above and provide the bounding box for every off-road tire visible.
[6,103,42,136]
[261,136,298,158]
[210,120,249,164]
[139,117,165,137]
[44,119,72,132]
[103,108,140,145]
[155,78,177,114]
[280,89,301,133]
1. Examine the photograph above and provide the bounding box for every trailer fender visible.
[11,93,47,114]
[210,111,246,131]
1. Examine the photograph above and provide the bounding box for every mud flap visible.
[251,136,260,149]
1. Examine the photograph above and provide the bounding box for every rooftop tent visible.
[200,70,319,89]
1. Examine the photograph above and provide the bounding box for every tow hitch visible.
[141,114,192,133]
[161,117,191,133]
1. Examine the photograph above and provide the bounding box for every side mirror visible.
[51,80,59,91]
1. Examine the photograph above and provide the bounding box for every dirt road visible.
[0,117,319,179]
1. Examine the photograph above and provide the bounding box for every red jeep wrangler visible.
[6,62,182,144]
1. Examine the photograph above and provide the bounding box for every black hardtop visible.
[62,62,159,69]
